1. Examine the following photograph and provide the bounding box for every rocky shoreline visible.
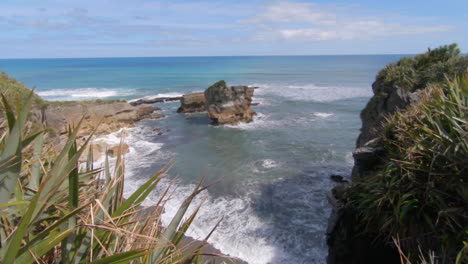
[24,81,256,264]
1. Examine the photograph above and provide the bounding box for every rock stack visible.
[177,80,256,125]
[204,81,256,125]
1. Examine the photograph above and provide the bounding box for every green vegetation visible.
[374,43,468,94]
[346,75,468,263]
[0,90,215,262]
[0,72,46,108]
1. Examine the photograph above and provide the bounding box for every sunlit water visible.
[0,55,403,263]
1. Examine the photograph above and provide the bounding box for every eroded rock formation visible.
[204,81,256,125]
[34,101,162,138]
[177,92,206,113]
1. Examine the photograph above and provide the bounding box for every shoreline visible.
[83,99,250,264]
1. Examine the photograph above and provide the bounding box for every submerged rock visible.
[204,80,256,125]
[177,92,206,113]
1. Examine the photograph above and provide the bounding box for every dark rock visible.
[129,96,181,106]
[330,175,348,183]
[328,69,423,264]
[177,92,206,113]
[204,81,256,125]
[357,85,422,149]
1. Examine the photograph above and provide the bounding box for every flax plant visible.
[0,91,218,263]
[346,75,468,263]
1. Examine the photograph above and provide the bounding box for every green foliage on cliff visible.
[374,43,468,94]
[0,72,46,107]
[347,75,468,263]
[0,90,215,263]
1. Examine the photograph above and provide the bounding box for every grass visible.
[0,89,217,262]
[346,75,468,263]
[0,72,46,108]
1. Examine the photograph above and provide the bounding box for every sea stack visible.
[204,80,256,125]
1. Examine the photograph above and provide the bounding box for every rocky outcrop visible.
[35,101,163,138]
[204,81,256,125]
[27,100,164,156]
[356,85,421,149]
[327,80,420,264]
[129,96,181,106]
[177,92,206,113]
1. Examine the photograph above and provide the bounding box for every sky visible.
[1,0,467,58]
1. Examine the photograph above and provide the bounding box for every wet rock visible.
[41,101,161,138]
[129,96,181,106]
[177,92,206,113]
[330,175,348,183]
[204,80,256,125]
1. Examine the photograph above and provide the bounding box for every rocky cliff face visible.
[327,44,468,264]
[352,84,421,179]
[204,81,256,125]
[177,92,206,113]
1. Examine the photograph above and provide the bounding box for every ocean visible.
[0,55,404,264]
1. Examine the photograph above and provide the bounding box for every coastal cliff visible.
[327,44,468,264]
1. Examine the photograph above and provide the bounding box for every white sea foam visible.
[107,126,281,264]
[105,126,280,264]
[37,88,129,101]
[262,159,279,169]
[138,180,281,264]
[92,127,165,170]
[222,113,280,131]
[251,83,371,102]
[96,124,331,264]
[345,152,354,166]
[312,112,334,118]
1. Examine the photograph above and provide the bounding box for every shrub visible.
[374,44,468,94]
[346,75,468,263]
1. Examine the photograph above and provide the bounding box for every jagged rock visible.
[177,92,206,113]
[354,84,421,179]
[330,175,348,184]
[129,96,181,106]
[204,81,256,125]
[357,86,422,148]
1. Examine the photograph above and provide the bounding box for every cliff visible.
[328,44,468,264]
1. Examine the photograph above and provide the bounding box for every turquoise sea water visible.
[0,55,403,264]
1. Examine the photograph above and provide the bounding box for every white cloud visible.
[245,1,451,41]
[244,2,335,25]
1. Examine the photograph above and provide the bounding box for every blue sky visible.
[1,0,467,58]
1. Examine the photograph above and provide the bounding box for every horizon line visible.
[0,53,416,60]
